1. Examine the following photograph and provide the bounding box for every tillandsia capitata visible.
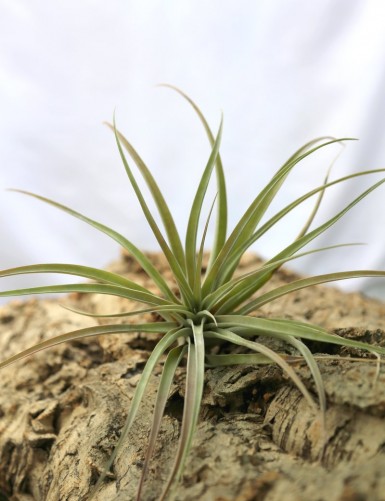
[1,86,385,500]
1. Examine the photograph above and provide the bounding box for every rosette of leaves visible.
[1,86,385,500]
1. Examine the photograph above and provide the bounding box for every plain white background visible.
[1,1,385,300]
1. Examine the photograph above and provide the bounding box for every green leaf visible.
[205,353,273,366]
[106,123,185,269]
[225,168,385,275]
[206,328,317,411]
[193,195,217,302]
[205,243,362,312]
[9,189,176,301]
[286,336,326,426]
[160,321,205,499]
[61,303,191,321]
[202,137,352,295]
[215,315,385,355]
[0,322,177,370]
[185,116,223,288]
[136,344,187,501]
[225,176,385,312]
[239,270,385,315]
[0,283,170,306]
[112,117,194,306]
[158,84,228,270]
[0,263,151,294]
[205,352,385,367]
[295,163,332,240]
[91,327,190,497]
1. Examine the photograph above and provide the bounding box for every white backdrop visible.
[1,1,385,301]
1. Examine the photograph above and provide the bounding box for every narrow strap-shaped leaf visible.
[195,309,217,326]
[158,84,228,270]
[136,344,187,501]
[0,263,150,293]
[106,123,185,269]
[9,189,176,302]
[90,327,190,498]
[202,137,347,294]
[239,270,385,315]
[61,303,191,320]
[210,326,326,418]
[272,318,385,355]
[207,328,317,411]
[217,329,327,434]
[286,336,326,424]
[228,138,348,258]
[225,177,385,313]
[0,283,170,306]
[229,137,343,248]
[205,243,362,312]
[215,316,385,355]
[206,352,385,367]
[160,321,205,499]
[295,164,332,240]
[185,116,223,287]
[222,168,385,279]
[193,195,217,302]
[112,118,194,306]
[205,352,273,366]
[0,322,177,370]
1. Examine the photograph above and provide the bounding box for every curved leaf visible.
[0,263,150,293]
[158,84,228,269]
[0,283,170,306]
[225,177,385,313]
[8,189,176,301]
[215,315,385,355]
[185,116,223,287]
[112,117,194,306]
[0,322,177,370]
[91,327,190,497]
[207,328,317,411]
[107,123,185,269]
[160,321,205,499]
[202,137,350,294]
[204,243,362,311]
[239,270,385,315]
[224,168,385,277]
[136,344,187,501]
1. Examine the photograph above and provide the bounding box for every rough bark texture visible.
[1,252,385,501]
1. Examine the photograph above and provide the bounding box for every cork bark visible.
[1,252,385,501]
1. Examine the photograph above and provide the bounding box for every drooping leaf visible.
[206,328,317,410]
[215,316,385,355]
[136,344,187,501]
[160,321,205,499]
[0,323,177,370]
[91,327,190,497]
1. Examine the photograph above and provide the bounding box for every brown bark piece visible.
[0,252,385,500]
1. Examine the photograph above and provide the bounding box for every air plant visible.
[1,86,385,500]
